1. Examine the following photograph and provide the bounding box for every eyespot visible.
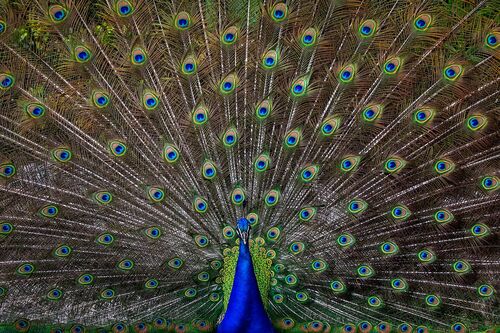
[0,73,15,90]
[117,259,134,271]
[192,103,209,125]
[17,263,35,276]
[284,273,298,285]
[434,158,455,175]
[357,264,374,278]
[193,196,208,213]
[100,288,115,300]
[300,165,319,183]
[96,233,114,246]
[93,191,113,205]
[197,271,210,282]
[168,257,184,270]
[266,249,277,260]
[311,259,328,272]
[184,288,197,298]
[330,279,347,293]
[359,19,377,38]
[221,26,238,45]
[295,291,308,302]
[147,186,165,203]
[222,225,235,240]
[425,294,441,307]
[131,47,148,66]
[25,102,46,119]
[39,204,59,218]
[153,318,169,329]
[342,323,356,333]
[160,144,180,164]
[398,323,412,333]
[201,160,217,180]
[413,107,435,125]
[339,64,356,83]
[290,75,309,97]
[272,293,284,303]
[175,11,191,30]
[470,223,490,237]
[380,241,399,255]
[0,20,6,35]
[264,189,280,207]
[0,222,13,237]
[51,147,73,163]
[391,278,408,291]
[358,321,373,333]
[384,156,406,174]
[71,325,86,333]
[0,162,16,178]
[383,57,401,75]
[278,318,295,329]
[368,295,383,307]
[261,49,279,69]
[74,45,92,63]
[145,278,158,289]
[116,0,134,17]
[414,13,432,31]
[273,263,285,274]
[347,199,368,215]
[480,175,499,192]
[219,73,238,95]
[230,187,245,206]
[254,153,271,172]
[362,104,383,122]
[466,114,487,131]
[255,99,272,120]
[300,27,318,47]
[77,273,94,285]
[142,91,159,111]
[390,204,411,221]
[48,5,68,23]
[340,155,361,172]
[209,292,221,302]
[289,241,305,255]
[109,140,127,157]
[452,260,471,274]
[194,235,209,248]
[14,319,30,332]
[308,321,324,332]
[270,3,288,22]
[266,226,281,242]
[47,288,63,301]
[443,64,463,81]
[299,207,316,222]
[376,322,390,332]
[222,127,238,148]
[181,55,197,75]
[239,213,256,229]
[477,284,494,298]
[418,249,436,263]
[451,323,467,333]
[112,323,127,333]
[92,91,110,108]
[53,244,72,258]
[485,31,499,49]
[284,128,302,148]
[0,286,7,298]
[337,233,356,248]
[144,226,162,239]
[321,116,341,136]
[433,209,453,224]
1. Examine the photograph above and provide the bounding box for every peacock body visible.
[0,0,498,332]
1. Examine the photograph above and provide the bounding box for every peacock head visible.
[236,217,250,245]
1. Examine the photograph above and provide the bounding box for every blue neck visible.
[217,241,276,333]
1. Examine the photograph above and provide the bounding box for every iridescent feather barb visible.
[0,0,499,332]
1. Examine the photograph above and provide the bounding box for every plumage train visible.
[0,0,498,332]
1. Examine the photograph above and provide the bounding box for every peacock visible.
[0,0,498,332]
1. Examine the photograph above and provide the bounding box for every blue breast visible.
[217,241,276,333]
